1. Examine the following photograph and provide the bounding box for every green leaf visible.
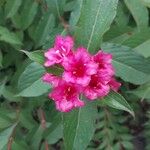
[19,109,37,129]
[122,28,150,48]
[124,0,148,30]
[69,0,84,26]
[115,1,129,27]
[0,114,13,129]
[134,39,150,58]
[0,50,2,67]
[100,91,134,117]
[5,0,22,18]
[129,83,150,100]
[12,0,38,30]
[75,0,118,52]
[45,0,66,17]
[140,0,150,8]
[47,124,63,144]
[0,109,16,121]
[44,104,63,144]
[122,141,134,149]
[64,1,76,12]
[103,26,133,42]
[0,123,17,150]
[2,86,22,102]
[0,26,22,45]
[31,125,44,150]
[21,50,45,65]
[109,32,131,44]
[63,101,97,150]
[30,14,55,48]
[102,43,150,85]
[12,140,30,150]
[105,28,150,48]
[18,62,50,97]
[21,0,38,29]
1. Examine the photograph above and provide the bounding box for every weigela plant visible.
[43,35,121,112]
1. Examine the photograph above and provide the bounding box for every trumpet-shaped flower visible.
[44,35,74,67]
[93,51,114,77]
[63,47,98,86]
[84,74,110,100]
[49,80,84,112]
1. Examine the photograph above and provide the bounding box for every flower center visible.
[72,61,85,77]
[64,86,76,100]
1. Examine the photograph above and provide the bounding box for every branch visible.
[59,16,70,33]
[7,123,18,150]
[7,108,20,150]
[39,108,49,150]
[7,137,13,150]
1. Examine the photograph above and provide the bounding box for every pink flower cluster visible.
[43,35,121,112]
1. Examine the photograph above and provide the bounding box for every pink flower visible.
[44,35,74,67]
[42,73,60,87]
[93,51,114,77]
[109,78,121,92]
[84,74,110,100]
[54,35,73,52]
[49,80,84,112]
[63,47,98,86]
[42,35,121,112]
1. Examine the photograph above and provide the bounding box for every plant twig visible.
[39,108,49,150]
[59,16,70,33]
[7,123,18,150]
[7,136,14,150]
[7,108,20,150]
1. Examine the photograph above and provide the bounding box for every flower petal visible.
[55,100,74,112]
[76,76,91,87]
[109,78,121,92]
[86,61,98,75]
[84,88,99,100]
[42,73,60,87]
[63,72,76,83]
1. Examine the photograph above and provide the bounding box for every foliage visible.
[0,0,150,149]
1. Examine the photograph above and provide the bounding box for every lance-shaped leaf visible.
[124,0,148,30]
[122,28,150,48]
[102,43,150,85]
[0,123,17,150]
[21,50,45,65]
[45,0,66,17]
[18,62,50,97]
[44,104,63,144]
[30,14,55,48]
[12,0,38,30]
[75,0,118,52]
[69,0,84,26]
[63,101,97,150]
[129,83,150,100]
[0,26,22,45]
[5,0,22,18]
[134,39,150,58]
[100,91,134,117]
